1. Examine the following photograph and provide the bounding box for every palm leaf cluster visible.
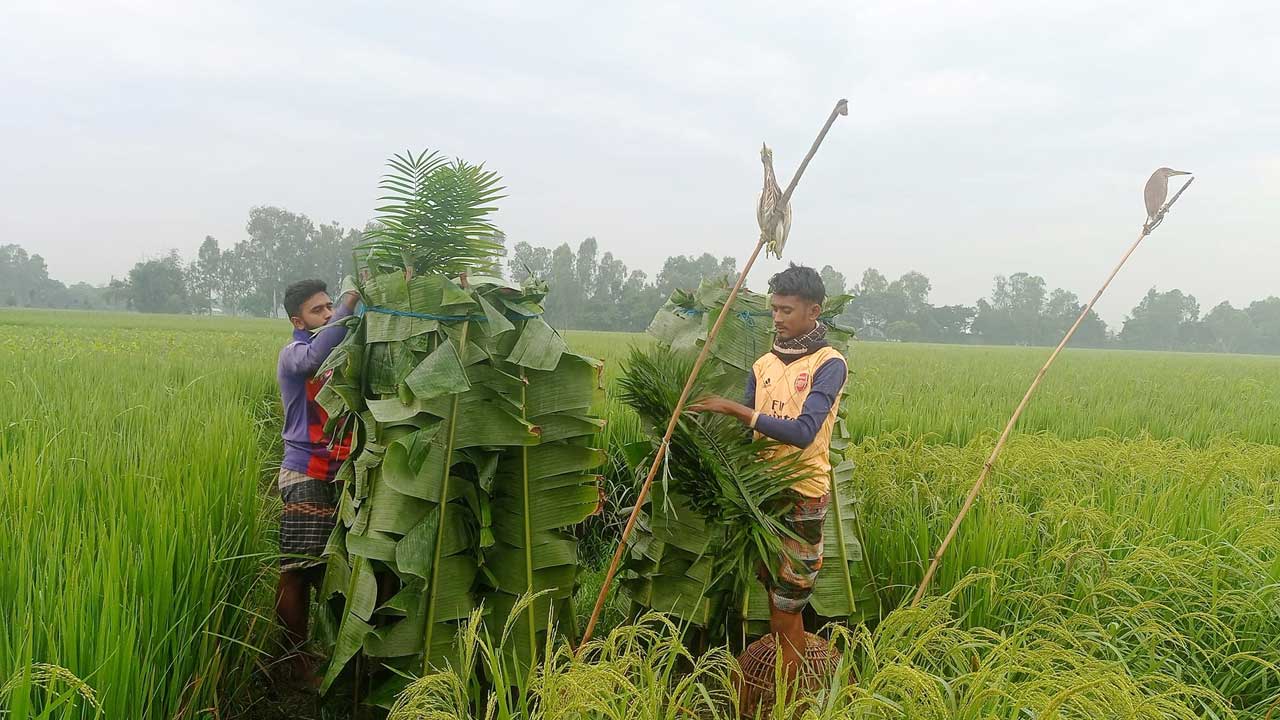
[359,150,506,278]
[316,152,603,704]
[620,277,878,637]
[619,348,806,596]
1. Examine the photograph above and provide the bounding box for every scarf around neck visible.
[772,321,828,362]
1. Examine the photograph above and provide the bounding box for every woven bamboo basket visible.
[735,632,840,716]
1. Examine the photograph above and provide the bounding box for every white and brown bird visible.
[757,144,792,259]
[1144,167,1192,225]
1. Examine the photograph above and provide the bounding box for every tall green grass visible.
[852,434,1280,715]
[0,313,279,718]
[392,587,1242,719]
[561,331,649,567]
[845,342,1280,445]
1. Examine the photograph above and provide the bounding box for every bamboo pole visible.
[910,175,1196,606]
[578,98,850,649]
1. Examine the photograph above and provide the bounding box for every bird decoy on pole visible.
[757,144,793,259]
[1144,167,1192,228]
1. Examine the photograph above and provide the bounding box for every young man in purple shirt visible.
[275,278,357,678]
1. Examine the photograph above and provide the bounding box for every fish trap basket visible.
[736,632,840,716]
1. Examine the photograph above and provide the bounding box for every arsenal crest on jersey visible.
[794,372,809,392]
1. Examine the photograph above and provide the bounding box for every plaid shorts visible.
[766,492,830,614]
[278,468,338,572]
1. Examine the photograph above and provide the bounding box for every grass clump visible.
[388,588,1234,719]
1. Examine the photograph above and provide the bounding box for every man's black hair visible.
[767,263,825,305]
[283,279,328,319]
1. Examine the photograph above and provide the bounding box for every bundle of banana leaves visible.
[620,277,879,640]
[313,151,604,704]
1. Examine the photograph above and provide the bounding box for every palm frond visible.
[359,149,507,276]
[619,348,805,596]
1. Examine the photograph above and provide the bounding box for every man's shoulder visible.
[278,338,307,357]
[812,348,847,384]
[752,352,778,373]
[277,337,309,374]
[814,346,846,366]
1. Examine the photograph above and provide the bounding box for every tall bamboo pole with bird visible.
[911,167,1197,605]
[579,99,850,649]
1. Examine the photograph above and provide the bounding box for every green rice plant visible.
[850,434,1280,716]
[844,342,1280,446]
[387,586,1233,719]
[0,663,101,719]
[560,331,651,569]
[0,314,277,719]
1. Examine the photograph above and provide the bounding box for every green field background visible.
[3,308,1278,717]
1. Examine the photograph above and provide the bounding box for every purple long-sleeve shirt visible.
[278,302,354,479]
[745,356,847,448]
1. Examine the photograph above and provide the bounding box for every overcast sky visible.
[2,1,1277,324]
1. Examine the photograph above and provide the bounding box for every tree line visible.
[7,224,1280,355]
[1,207,362,316]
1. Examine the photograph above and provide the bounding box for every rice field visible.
[0,310,279,718]
[3,309,1279,717]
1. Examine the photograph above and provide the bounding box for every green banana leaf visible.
[321,269,602,689]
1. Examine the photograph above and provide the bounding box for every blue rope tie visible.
[673,307,840,328]
[674,308,772,323]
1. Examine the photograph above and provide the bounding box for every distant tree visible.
[503,241,718,331]
[1244,297,1280,354]
[312,222,362,288]
[575,237,598,302]
[0,244,67,307]
[974,273,1055,345]
[1120,288,1199,350]
[1201,301,1255,353]
[64,282,103,310]
[189,236,222,314]
[847,268,890,338]
[1044,288,1108,347]
[545,243,578,326]
[244,206,316,315]
[819,265,846,299]
[1007,273,1048,343]
[928,304,977,342]
[886,320,922,342]
[220,244,255,315]
[619,270,663,331]
[127,251,190,314]
[655,253,735,298]
[891,271,931,317]
[508,241,552,283]
[857,268,889,295]
[1072,308,1108,348]
[971,298,1010,344]
[200,208,363,317]
[583,250,628,330]
[105,278,131,309]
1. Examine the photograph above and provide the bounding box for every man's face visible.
[770,294,821,341]
[291,291,334,331]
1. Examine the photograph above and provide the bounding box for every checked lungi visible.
[765,492,830,614]
[278,468,339,572]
